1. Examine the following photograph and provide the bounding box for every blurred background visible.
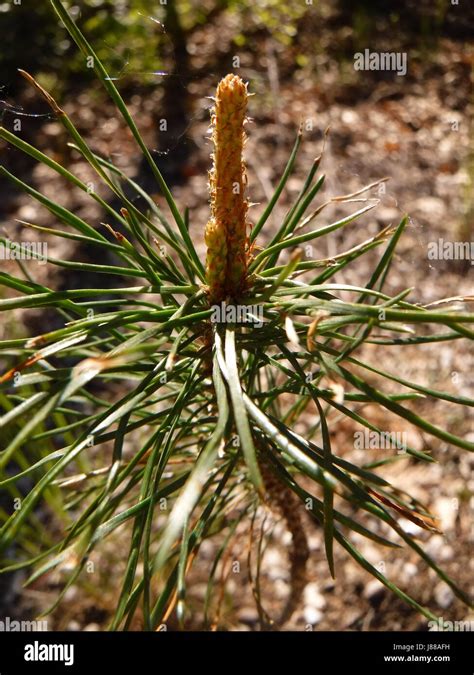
[0,0,472,630]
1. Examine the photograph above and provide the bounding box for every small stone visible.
[64,586,78,602]
[17,205,38,221]
[237,607,258,625]
[434,584,454,609]
[425,535,444,557]
[307,534,321,552]
[435,497,457,532]
[377,207,400,223]
[304,582,326,610]
[265,548,287,580]
[43,123,62,137]
[341,110,358,125]
[399,518,422,536]
[267,566,287,581]
[438,544,454,562]
[403,562,418,579]
[303,606,323,625]
[413,196,446,219]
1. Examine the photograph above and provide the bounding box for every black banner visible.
[0,630,469,673]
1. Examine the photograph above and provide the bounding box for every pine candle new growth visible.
[205,74,250,303]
